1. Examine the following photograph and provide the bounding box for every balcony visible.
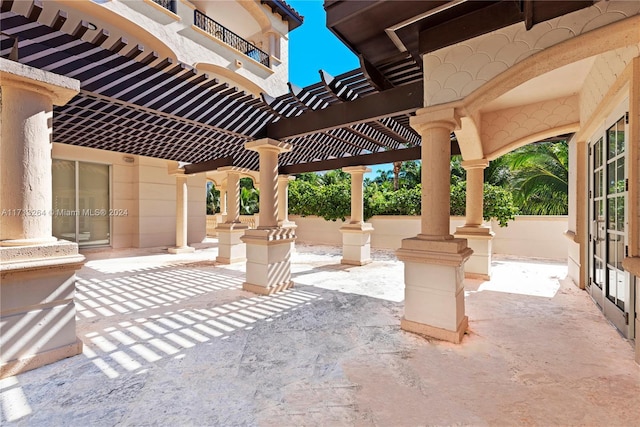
[150,0,177,14]
[194,9,270,68]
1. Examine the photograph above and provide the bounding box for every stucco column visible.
[454,159,494,280]
[340,166,374,265]
[219,185,227,216]
[168,164,194,254]
[0,58,84,378]
[396,107,473,344]
[215,168,248,264]
[278,175,296,228]
[464,161,486,227]
[226,170,241,224]
[0,63,80,245]
[242,139,296,295]
[251,141,283,229]
[419,121,455,239]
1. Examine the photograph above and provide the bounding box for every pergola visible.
[0,0,604,377]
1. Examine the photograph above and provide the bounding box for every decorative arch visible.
[480,95,580,159]
[237,1,273,33]
[194,63,264,97]
[464,14,640,114]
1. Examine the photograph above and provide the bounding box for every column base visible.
[242,280,294,295]
[397,237,472,344]
[454,225,494,280]
[168,246,195,254]
[1,339,83,379]
[241,228,296,295]
[0,240,85,378]
[278,220,297,229]
[216,223,249,264]
[340,222,373,266]
[0,236,58,247]
[401,316,468,344]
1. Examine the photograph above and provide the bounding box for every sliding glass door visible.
[52,160,110,247]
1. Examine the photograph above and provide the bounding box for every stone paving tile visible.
[1,243,639,426]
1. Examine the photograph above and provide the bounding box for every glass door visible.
[52,159,111,247]
[588,110,631,337]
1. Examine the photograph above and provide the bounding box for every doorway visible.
[587,102,634,338]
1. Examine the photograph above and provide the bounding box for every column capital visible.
[167,161,188,177]
[410,107,461,134]
[278,175,296,183]
[342,166,371,175]
[245,138,292,154]
[461,159,489,170]
[0,58,79,105]
[218,166,248,176]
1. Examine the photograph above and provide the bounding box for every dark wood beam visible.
[51,10,68,31]
[419,1,523,55]
[183,156,234,174]
[528,0,594,28]
[359,54,393,91]
[1,0,15,13]
[265,81,423,140]
[279,140,460,174]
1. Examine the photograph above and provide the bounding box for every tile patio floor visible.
[1,241,639,426]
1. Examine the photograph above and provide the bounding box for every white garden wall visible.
[290,215,568,260]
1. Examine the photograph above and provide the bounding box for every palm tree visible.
[392,161,402,190]
[507,141,568,215]
[206,182,219,214]
[239,178,259,214]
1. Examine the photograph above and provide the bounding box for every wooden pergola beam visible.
[279,140,460,174]
[264,81,423,140]
[183,156,235,174]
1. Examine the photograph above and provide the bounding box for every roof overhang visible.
[325,0,595,80]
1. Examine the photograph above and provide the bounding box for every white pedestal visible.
[396,237,473,343]
[454,225,494,280]
[216,223,249,264]
[0,241,85,378]
[340,223,374,266]
[241,228,296,295]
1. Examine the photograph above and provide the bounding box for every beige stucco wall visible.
[291,215,568,260]
[29,0,290,97]
[52,144,207,249]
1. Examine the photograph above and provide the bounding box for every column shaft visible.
[227,172,240,223]
[0,86,55,243]
[219,186,227,215]
[175,175,188,248]
[258,149,279,228]
[465,167,484,227]
[277,176,293,224]
[420,125,453,238]
[351,172,364,224]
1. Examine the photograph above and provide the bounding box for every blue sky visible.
[287,1,391,178]
[287,1,358,86]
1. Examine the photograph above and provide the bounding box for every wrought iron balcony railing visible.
[150,0,177,14]
[194,9,270,68]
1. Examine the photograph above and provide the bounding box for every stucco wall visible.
[52,144,207,249]
[291,215,568,260]
[37,0,291,97]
